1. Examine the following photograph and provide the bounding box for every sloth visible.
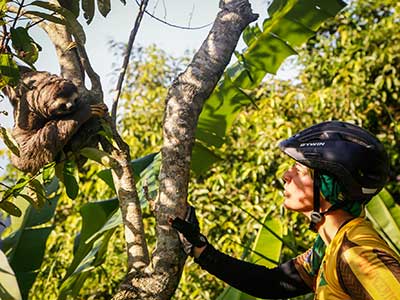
[3,71,108,174]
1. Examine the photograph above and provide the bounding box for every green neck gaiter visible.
[309,174,363,276]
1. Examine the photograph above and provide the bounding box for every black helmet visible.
[279,121,389,202]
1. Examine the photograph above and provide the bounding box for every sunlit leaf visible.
[366,189,400,255]
[249,216,282,267]
[27,179,47,208]
[0,54,19,87]
[80,147,115,168]
[0,126,19,156]
[0,249,22,300]
[2,178,30,202]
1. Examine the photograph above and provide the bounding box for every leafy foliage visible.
[0,249,21,300]
[366,189,400,255]
[0,0,127,87]
[1,179,59,299]
[299,0,400,197]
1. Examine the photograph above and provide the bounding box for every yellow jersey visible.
[294,217,400,300]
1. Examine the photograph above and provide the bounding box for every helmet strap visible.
[310,169,324,232]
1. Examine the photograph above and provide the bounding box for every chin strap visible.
[310,169,324,232]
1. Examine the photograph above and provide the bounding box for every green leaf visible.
[58,0,80,17]
[27,179,47,209]
[249,216,282,267]
[96,169,115,191]
[366,189,400,255]
[63,160,79,199]
[59,199,120,299]
[2,186,59,299]
[217,286,256,300]
[136,152,161,205]
[0,249,22,300]
[2,178,30,202]
[0,54,20,87]
[11,227,53,299]
[0,126,19,156]
[191,142,221,175]
[79,147,115,168]
[42,163,56,186]
[97,0,111,17]
[82,0,95,24]
[0,0,6,12]
[217,216,283,300]
[242,24,262,47]
[0,201,21,217]
[10,27,31,52]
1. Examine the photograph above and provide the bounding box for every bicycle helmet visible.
[279,121,389,230]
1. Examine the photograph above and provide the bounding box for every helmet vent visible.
[362,187,378,194]
[340,133,370,148]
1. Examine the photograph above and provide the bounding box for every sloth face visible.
[48,82,80,117]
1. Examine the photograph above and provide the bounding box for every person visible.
[171,120,400,300]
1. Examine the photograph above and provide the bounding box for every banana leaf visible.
[217,215,283,300]
[1,178,59,300]
[366,188,400,255]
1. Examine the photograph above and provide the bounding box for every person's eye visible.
[295,164,308,175]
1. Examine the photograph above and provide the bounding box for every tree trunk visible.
[112,1,257,299]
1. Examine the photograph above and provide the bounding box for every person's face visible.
[282,162,314,212]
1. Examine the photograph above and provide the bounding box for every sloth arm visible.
[12,103,97,173]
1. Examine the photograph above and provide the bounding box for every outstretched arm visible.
[195,244,312,299]
[171,208,312,299]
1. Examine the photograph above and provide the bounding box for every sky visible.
[0,0,300,167]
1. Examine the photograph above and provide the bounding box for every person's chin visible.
[283,199,296,211]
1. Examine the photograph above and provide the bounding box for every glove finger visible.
[186,206,200,228]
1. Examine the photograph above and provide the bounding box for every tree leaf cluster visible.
[0,0,126,87]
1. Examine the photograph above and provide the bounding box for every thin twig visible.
[4,0,25,47]
[111,0,149,124]
[188,3,195,28]
[133,0,213,30]
[26,16,49,29]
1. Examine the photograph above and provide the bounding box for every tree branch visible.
[7,4,84,86]
[113,0,258,299]
[76,42,103,101]
[111,0,149,125]
[8,2,102,100]
[100,118,150,271]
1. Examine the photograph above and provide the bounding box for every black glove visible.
[171,206,208,256]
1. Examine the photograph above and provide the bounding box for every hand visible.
[170,206,208,256]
